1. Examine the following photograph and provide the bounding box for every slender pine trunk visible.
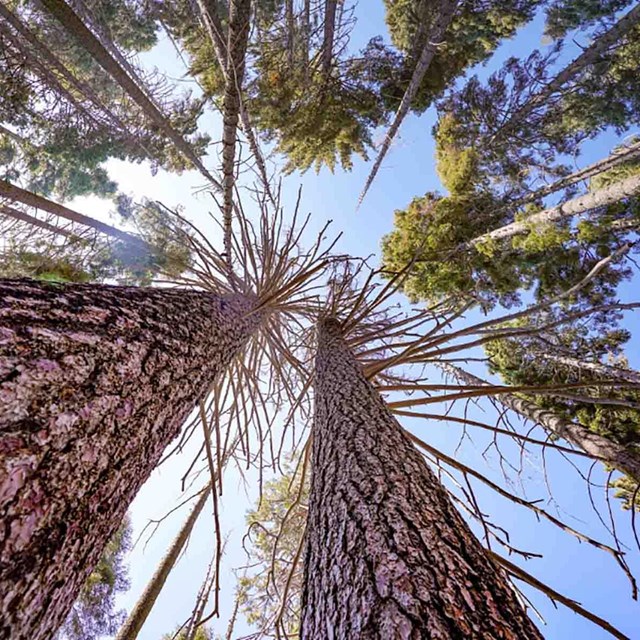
[0,179,146,247]
[468,172,640,248]
[490,3,640,141]
[358,0,458,206]
[440,363,640,484]
[301,318,542,638]
[0,205,79,239]
[115,485,211,640]
[516,140,640,207]
[39,0,221,189]
[0,280,261,640]
[534,352,640,385]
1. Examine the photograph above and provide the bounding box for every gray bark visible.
[301,318,542,638]
[358,0,458,206]
[0,280,261,640]
[439,363,640,484]
[535,352,640,386]
[468,172,640,248]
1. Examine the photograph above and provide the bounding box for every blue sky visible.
[71,3,640,638]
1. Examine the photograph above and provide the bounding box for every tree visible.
[59,516,132,640]
[300,316,543,637]
[0,279,262,640]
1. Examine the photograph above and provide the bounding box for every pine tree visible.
[0,280,262,640]
[300,317,542,637]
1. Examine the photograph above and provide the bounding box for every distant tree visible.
[59,517,132,640]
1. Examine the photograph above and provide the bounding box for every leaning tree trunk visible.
[534,352,640,386]
[300,318,542,638]
[358,0,458,206]
[116,484,212,640]
[467,172,640,248]
[0,280,262,640]
[439,363,640,484]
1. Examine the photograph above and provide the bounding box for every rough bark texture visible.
[440,363,640,484]
[469,172,640,247]
[0,280,261,640]
[116,485,212,640]
[358,0,458,206]
[300,318,542,639]
[535,352,640,386]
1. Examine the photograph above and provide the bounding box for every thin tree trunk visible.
[0,179,146,248]
[439,363,640,484]
[517,139,640,207]
[221,0,251,261]
[320,0,337,79]
[490,3,640,142]
[116,485,212,640]
[358,0,458,206]
[301,317,542,638]
[0,205,80,239]
[39,0,222,190]
[535,352,640,386]
[467,172,640,248]
[0,280,262,640]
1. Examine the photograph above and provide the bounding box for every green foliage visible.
[238,465,307,638]
[544,0,634,38]
[59,517,132,640]
[382,0,541,114]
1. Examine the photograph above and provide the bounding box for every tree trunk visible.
[439,363,640,484]
[534,352,640,386]
[0,205,80,239]
[0,179,147,248]
[491,3,640,140]
[358,0,458,206]
[468,172,640,248]
[221,0,251,259]
[39,0,222,190]
[0,280,261,640]
[301,318,542,638]
[321,0,338,80]
[517,139,640,207]
[116,485,212,640]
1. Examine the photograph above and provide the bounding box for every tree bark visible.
[39,0,222,190]
[301,317,542,638]
[221,0,251,260]
[439,363,640,484]
[0,280,261,640]
[0,205,79,239]
[321,0,338,80]
[468,172,640,248]
[358,0,458,207]
[116,485,212,640]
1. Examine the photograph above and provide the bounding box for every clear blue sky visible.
[71,3,640,638]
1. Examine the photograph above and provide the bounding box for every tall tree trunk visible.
[490,3,640,141]
[221,0,251,261]
[467,172,640,248]
[301,318,542,638]
[439,363,640,484]
[39,0,222,190]
[0,280,261,640]
[358,0,458,206]
[534,352,640,386]
[320,0,338,80]
[0,205,80,239]
[517,139,640,207]
[116,485,212,640]
[0,178,147,248]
